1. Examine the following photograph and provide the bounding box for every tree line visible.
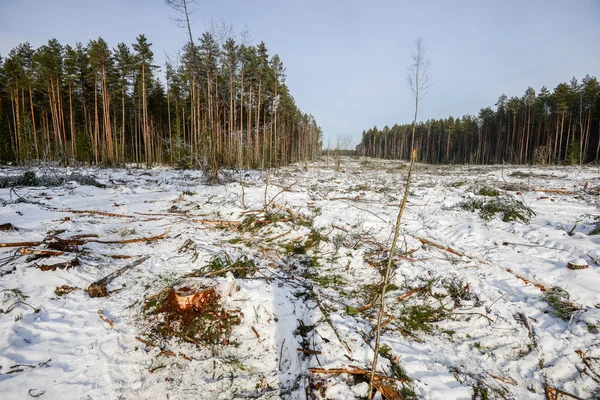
[357,75,600,165]
[0,32,322,170]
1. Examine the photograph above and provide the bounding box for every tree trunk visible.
[29,85,39,159]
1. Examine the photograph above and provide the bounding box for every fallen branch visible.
[239,209,262,215]
[19,249,64,257]
[98,309,114,327]
[575,349,600,384]
[149,365,165,374]
[357,293,379,312]
[251,326,260,340]
[332,224,349,233]
[160,349,176,357]
[102,254,137,259]
[62,208,136,218]
[37,258,80,271]
[191,219,241,229]
[264,181,297,211]
[452,312,494,324]
[398,287,424,301]
[135,336,156,348]
[328,196,369,202]
[88,256,150,297]
[413,236,465,257]
[545,386,584,400]
[1,230,169,249]
[68,233,100,240]
[506,269,548,292]
[0,241,44,248]
[134,211,185,217]
[488,373,517,386]
[271,229,293,241]
[91,229,169,245]
[279,338,286,371]
[198,265,265,278]
[534,189,573,195]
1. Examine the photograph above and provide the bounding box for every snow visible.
[0,159,599,399]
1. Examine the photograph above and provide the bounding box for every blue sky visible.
[1,0,599,146]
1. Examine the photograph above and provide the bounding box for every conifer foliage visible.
[358,76,600,164]
[0,32,322,168]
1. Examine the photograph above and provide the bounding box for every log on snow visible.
[88,256,150,297]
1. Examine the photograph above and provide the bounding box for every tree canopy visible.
[358,75,600,165]
[0,31,322,168]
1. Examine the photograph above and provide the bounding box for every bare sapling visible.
[407,37,431,152]
[335,134,351,172]
[368,149,417,399]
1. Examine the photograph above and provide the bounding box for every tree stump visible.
[159,284,220,314]
[567,259,588,270]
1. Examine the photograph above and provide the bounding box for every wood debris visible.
[506,269,548,291]
[88,256,150,297]
[413,236,465,257]
[98,309,114,327]
[37,258,80,271]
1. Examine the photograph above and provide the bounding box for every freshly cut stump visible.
[160,284,220,313]
[146,279,241,345]
[567,259,589,270]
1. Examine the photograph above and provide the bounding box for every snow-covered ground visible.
[0,158,599,400]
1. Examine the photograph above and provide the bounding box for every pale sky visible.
[1,0,599,146]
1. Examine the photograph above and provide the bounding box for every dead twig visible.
[28,389,45,398]
[97,309,114,327]
[264,181,297,211]
[398,287,424,301]
[278,338,286,371]
[136,336,156,348]
[332,224,349,233]
[489,373,517,386]
[271,229,292,241]
[575,349,600,384]
[452,312,494,324]
[149,365,165,373]
[191,219,241,228]
[251,326,260,340]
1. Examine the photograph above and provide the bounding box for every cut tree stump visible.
[567,259,589,270]
[159,283,219,313]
